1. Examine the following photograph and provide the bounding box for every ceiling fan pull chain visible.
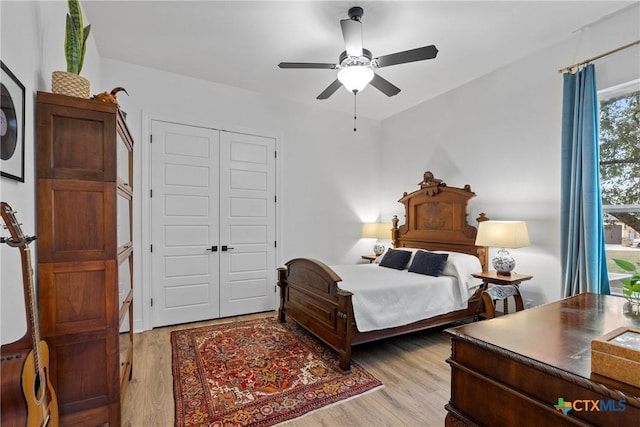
[353,91,358,132]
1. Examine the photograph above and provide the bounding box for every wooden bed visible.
[277,171,489,373]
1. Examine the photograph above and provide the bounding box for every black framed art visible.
[1,61,25,182]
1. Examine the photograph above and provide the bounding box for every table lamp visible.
[362,223,390,256]
[475,221,530,275]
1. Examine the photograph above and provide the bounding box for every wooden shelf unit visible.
[36,91,133,426]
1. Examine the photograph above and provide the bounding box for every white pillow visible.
[434,251,483,289]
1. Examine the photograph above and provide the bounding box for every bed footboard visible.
[277,258,354,373]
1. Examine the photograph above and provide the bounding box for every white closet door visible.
[219,131,277,317]
[151,120,220,327]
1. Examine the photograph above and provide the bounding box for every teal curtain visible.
[560,64,610,297]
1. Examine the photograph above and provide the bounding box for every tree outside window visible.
[599,80,640,293]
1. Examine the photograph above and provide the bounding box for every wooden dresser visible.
[36,92,133,426]
[445,293,640,426]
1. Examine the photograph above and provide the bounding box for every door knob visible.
[205,246,218,252]
[221,245,235,251]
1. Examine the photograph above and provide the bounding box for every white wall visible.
[379,4,640,307]
[0,0,101,344]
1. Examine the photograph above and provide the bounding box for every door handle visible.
[206,246,218,252]
[221,245,235,251]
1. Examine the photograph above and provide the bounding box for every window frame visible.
[597,78,640,295]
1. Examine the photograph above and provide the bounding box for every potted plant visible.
[51,0,91,98]
[613,258,640,309]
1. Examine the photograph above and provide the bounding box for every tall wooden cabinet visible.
[36,92,133,426]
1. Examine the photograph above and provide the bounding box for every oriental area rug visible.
[171,317,383,426]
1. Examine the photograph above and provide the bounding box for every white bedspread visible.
[333,264,471,332]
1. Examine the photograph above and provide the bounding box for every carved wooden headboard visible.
[391,171,489,271]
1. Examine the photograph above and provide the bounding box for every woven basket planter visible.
[51,71,90,99]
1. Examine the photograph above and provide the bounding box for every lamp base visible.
[373,242,385,256]
[492,248,515,276]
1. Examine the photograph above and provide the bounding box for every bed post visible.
[336,289,354,373]
[476,213,490,272]
[391,215,399,248]
[277,267,287,323]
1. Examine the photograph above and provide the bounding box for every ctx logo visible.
[554,398,627,415]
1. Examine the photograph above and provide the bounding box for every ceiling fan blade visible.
[374,45,439,68]
[317,79,343,100]
[278,62,337,69]
[370,73,401,97]
[340,18,363,57]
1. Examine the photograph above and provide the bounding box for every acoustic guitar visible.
[0,202,58,427]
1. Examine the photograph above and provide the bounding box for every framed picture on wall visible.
[1,61,25,182]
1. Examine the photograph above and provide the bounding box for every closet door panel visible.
[219,131,276,317]
[150,120,220,327]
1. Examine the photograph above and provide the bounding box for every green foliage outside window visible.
[600,88,640,279]
[599,89,640,215]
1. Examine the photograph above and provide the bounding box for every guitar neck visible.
[20,245,43,375]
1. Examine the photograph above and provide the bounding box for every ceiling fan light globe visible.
[338,66,374,93]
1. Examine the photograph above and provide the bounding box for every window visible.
[598,79,640,294]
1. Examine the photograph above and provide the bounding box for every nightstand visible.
[472,271,533,288]
[361,254,377,263]
[472,271,533,318]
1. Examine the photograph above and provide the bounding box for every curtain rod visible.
[558,39,640,74]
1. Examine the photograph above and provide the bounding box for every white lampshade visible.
[475,221,530,248]
[338,66,374,93]
[475,221,530,275]
[362,223,390,239]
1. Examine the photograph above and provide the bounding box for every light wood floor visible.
[121,312,457,427]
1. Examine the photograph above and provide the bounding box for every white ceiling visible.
[82,1,634,120]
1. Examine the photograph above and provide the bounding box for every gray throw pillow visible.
[408,250,449,276]
[379,249,412,270]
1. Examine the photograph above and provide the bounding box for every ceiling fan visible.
[278,6,439,100]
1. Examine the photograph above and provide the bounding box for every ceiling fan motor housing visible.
[339,49,372,68]
[348,6,364,21]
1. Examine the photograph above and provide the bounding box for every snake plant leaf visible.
[78,24,91,75]
[64,0,89,75]
[65,13,81,74]
[68,0,83,34]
